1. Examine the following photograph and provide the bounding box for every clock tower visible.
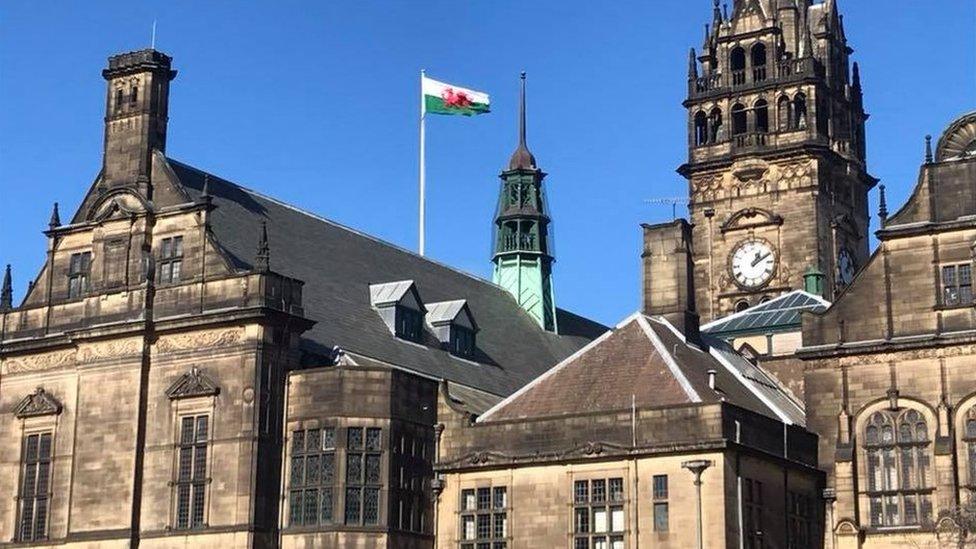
[680,0,876,321]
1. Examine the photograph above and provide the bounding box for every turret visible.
[1,264,12,311]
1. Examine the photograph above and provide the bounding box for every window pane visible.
[321,488,334,523]
[293,430,305,453]
[575,480,589,503]
[322,453,335,484]
[592,480,606,502]
[477,514,491,538]
[192,483,206,527]
[364,488,380,525]
[610,536,624,549]
[34,498,48,539]
[653,475,668,499]
[477,487,491,510]
[365,454,381,484]
[575,538,589,549]
[289,491,303,526]
[493,487,507,509]
[290,456,304,486]
[463,515,476,540]
[174,236,184,256]
[181,417,196,444]
[610,506,625,532]
[195,417,208,442]
[462,489,476,511]
[493,512,507,538]
[575,507,590,533]
[654,502,669,532]
[306,455,320,485]
[322,428,336,450]
[348,428,363,450]
[366,428,382,451]
[593,508,608,533]
[347,454,363,484]
[608,478,624,502]
[345,488,361,524]
[177,484,191,529]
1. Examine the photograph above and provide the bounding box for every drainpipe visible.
[683,459,714,549]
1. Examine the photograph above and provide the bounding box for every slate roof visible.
[479,313,805,425]
[701,290,830,337]
[426,300,470,326]
[166,158,606,397]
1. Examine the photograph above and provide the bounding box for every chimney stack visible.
[641,219,702,345]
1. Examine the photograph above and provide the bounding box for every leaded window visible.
[744,479,764,549]
[289,427,337,526]
[392,428,433,533]
[965,411,976,489]
[942,263,973,307]
[68,252,91,298]
[176,415,209,530]
[345,427,383,526]
[396,307,423,342]
[652,474,669,532]
[574,478,625,549]
[17,433,53,542]
[460,486,507,549]
[451,326,476,358]
[158,236,184,284]
[864,409,933,528]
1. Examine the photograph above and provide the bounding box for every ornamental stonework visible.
[76,338,142,363]
[3,349,75,374]
[154,327,244,354]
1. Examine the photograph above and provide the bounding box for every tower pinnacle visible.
[1,264,12,311]
[508,72,536,171]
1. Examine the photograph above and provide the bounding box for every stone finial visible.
[688,48,699,79]
[1,264,12,311]
[48,202,61,230]
[925,135,934,164]
[201,174,212,201]
[723,2,729,22]
[852,61,861,89]
[878,184,888,225]
[255,221,271,272]
[713,0,723,25]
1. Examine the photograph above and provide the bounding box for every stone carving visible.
[15,387,63,419]
[155,328,244,353]
[166,366,220,400]
[5,350,75,374]
[76,339,141,363]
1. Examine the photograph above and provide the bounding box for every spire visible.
[255,221,270,272]
[201,174,211,200]
[688,48,699,79]
[852,61,861,89]
[878,184,888,225]
[925,135,934,164]
[712,0,723,25]
[48,202,61,230]
[507,72,537,171]
[1,264,12,311]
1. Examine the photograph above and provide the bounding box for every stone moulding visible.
[4,349,76,374]
[15,387,63,419]
[154,328,244,354]
[166,366,220,400]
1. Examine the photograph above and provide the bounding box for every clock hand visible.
[751,252,771,268]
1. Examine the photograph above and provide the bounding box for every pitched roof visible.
[165,158,606,397]
[702,290,830,336]
[478,313,805,425]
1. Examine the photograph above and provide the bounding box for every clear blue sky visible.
[1,1,974,326]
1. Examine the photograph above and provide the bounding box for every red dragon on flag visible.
[441,87,473,109]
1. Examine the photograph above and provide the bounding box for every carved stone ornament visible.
[15,387,63,419]
[155,328,243,354]
[76,339,141,363]
[5,350,76,374]
[166,367,220,400]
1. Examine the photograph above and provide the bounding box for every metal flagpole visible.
[419,69,427,256]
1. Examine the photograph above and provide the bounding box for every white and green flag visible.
[422,76,490,116]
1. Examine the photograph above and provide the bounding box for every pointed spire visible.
[878,184,888,225]
[48,202,61,230]
[852,61,861,89]
[201,174,211,200]
[925,135,934,164]
[723,3,730,22]
[801,17,814,58]
[688,48,699,79]
[507,72,537,171]
[1,264,12,311]
[255,221,270,272]
[712,0,723,25]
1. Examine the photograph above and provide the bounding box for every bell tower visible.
[492,73,557,332]
[100,49,176,198]
[680,0,875,321]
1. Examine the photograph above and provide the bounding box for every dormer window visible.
[426,300,479,358]
[68,252,92,298]
[158,236,184,284]
[369,280,427,343]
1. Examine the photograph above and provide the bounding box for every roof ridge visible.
[165,158,514,296]
[637,315,702,403]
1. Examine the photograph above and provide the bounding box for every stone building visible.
[0,50,605,548]
[434,220,824,549]
[799,113,976,548]
[681,0,874,321]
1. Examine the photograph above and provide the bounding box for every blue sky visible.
[1,1,974,326]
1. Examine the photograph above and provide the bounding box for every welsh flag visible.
[422,76,490,116]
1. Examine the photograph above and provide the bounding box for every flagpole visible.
[419,69,427,256]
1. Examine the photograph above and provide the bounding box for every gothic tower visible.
[100,49,176,197]
[492,73,557,332]
[680,0,875,321]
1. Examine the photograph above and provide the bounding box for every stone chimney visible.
[100,49,177,198]
[641,219,702,344]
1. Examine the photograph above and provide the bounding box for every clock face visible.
[731,239,777,289]
[838,249,856,286]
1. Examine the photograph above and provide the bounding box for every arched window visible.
[709,108,723,143]
[793,93,808,130]
[778,96,792,131]
[963,410,976,489]
[751,43,768,82]
[694,111,709,146]
[730,47,747,86]
[731,104,748,136]
[754,99,769,134]
[734,300,750,313]
[863,409,933,528]
[129,84,138,105]
[115,88,124,112]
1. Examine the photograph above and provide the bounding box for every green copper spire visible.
[491,72,557,332]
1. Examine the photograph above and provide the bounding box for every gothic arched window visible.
[730,47,747,86]
[694,111,709,146]
[751,43,768,82]
[962,410,976,490]
[115,88,124,112]
[754,99,769,134]
[777,96,792,131]
[709,108,724,143]
[731,104,748,136]
[793,93,808,130]
[863,409,933,528]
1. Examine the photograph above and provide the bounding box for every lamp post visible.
[683,459,714,549]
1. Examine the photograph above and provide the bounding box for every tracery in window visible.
[863,408,932,528]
